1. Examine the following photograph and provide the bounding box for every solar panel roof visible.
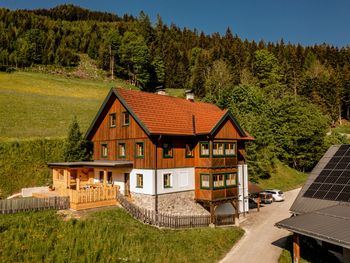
[303,145,350,202]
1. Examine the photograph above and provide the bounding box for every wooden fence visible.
[116,193,235,229]
[0,196,70,214]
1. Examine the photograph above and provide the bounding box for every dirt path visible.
[220,188,300,263]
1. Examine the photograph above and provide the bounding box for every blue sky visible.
[1,0,350,47]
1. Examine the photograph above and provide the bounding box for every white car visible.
[263,189,285,202]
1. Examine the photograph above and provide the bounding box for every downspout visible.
[155,135,162,213]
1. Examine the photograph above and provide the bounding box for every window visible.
[200,142,210,157]
[99,171,104,183]
[122,112,130,126]
[108,171,113,184]
[213,174,225,189]
[136,173,143,188]
[225,142,236,156]
[200,174,210,189]
[109,113,116,128]
[225,173,237,187]
[213,142,224,156]
[163,143,173,158]
[163,173,172,188]
[135,142,144,158]
[185,143,194,158]
[118,143,126,158]
[101,143,108,158]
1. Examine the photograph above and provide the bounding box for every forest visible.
[1,4,350,182]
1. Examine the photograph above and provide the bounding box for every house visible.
[49,88,254,220]
[276,145,350,263]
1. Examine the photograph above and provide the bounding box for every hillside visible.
[0,71,132,140]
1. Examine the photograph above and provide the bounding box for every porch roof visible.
[48,160,133,168]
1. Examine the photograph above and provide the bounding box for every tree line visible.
[0,5,350,122]
[1,4,350,180]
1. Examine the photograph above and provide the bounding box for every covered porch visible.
[48,160,133,210]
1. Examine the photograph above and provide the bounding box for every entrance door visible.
[124,173,130,197]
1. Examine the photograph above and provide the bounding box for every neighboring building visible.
[276,145,350,263]
[49,88,254,219]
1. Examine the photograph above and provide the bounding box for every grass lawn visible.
[0,71,186,141]
[0,208,243,263]
[0,71,136,140]
[258,160,308,191]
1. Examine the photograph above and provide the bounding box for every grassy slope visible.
[0,208,243,263]
[258,160,308,191]
[0,71,136,140]
[0,71,185,141]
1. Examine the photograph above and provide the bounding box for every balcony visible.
[68,185,118,210]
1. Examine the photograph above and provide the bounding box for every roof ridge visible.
[113,87,224,109]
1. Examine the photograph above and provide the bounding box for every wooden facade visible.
[88,94,249,205]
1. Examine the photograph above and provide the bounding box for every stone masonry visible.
[131,191,209,216]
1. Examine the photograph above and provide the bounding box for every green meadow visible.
[0,208,243,263]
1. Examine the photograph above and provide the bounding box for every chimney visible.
[155,86,166,95]
[185,89,194,102]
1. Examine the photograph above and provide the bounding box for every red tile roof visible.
[115,88,252,138]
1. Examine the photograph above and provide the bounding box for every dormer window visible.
[109,113,116,128]
[122,112,130,126]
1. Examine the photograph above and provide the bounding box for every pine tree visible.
[63,117,92,162]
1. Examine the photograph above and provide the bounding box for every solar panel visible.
[303,189,316,198]
[324,162,337,169]
[303,145,350,202]
[324,191,339,200]
[335,162,348,169]
[341,157,350,163]
[339,145,350,151]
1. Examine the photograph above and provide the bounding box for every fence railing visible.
[69,186,118,204]
[0,196,70,214]
[116,193,235,229]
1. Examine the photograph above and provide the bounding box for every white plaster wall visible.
[243,164,249,212]
[237,164,249,214]
[130,169,155,195]
[129,168,194,195]
[238,165,244,213]
[157,168,195,195]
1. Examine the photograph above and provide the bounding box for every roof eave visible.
[276,221,350,249]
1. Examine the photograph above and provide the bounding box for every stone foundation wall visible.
[131,191,209,216]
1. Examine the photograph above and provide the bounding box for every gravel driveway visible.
[219,188,300,263]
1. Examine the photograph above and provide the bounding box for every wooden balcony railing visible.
[68,185,118,205]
